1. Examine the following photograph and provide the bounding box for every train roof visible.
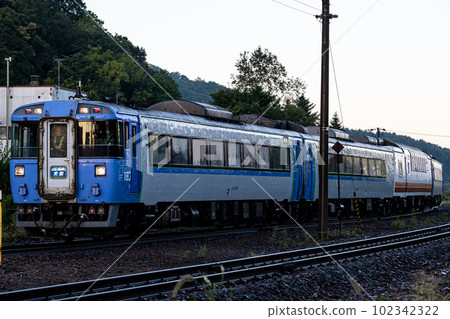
[11,99,433,158]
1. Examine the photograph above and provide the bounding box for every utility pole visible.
[54,58,64,100]
[4,57,12,142]
[316,1,337,239]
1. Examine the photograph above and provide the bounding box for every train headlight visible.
[80,107,89,114]
[34,108,42,115]
[15,165,25,177]
[95,165,106,177]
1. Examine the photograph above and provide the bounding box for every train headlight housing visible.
[80,107,89,114]
[15,165,25,177]
[95,165,106,177]
[34,108,42,115]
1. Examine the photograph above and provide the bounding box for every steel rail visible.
[0,223,448,301]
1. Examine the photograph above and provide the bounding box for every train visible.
[10,99,443,239]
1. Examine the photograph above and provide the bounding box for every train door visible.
[291,140,303,201]
[129,123,140,194]
[38,118,76,199]
[304,143,315,201]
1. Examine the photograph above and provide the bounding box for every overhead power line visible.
[272,0,316,16]
[293,0,321,12]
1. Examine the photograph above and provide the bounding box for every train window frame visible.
[124,123,129,149]
[271,146,290,171]
[398,160,404,177]
[258,145,270,170]
[77,120,124,158]
[11,121,39,158]
[149,134,171,166]
[328,154,337,174]
[227,141,242,168]
[171,137,189,166]
[344,156,353,174]
[209,140,225,167]
[192,139,210,166]
[132,126,137,157]
[353,157,362,175]
[242,143,257,169]
[361,158,369,176]
[368,159,377,177]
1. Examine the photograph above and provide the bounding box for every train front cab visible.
[12,101,141,238]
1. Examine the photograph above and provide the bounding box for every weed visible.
[197,244,207,258]
[183,250,191,258]
[328,228,363,238]
[438,212,448,223]
[411,271,450,301]
[172,275,195,298]
[268,226,278,245]
[423,217,434,226]
[268,227,293,248]
[392,218,407,230]
[409,215,419,228]
[378,295,391,301]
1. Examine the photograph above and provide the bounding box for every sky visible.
[82,0,450,148]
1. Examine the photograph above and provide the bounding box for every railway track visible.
[2,205,444,256]
[1,223,448,301]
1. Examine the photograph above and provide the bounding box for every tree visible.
[231,46,305,103]
[293,95,319,126]
[330,111,344,130]
[212,46,318,127]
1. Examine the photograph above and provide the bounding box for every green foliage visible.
[330,111,344,130]
[183,250,191,258]
[378,295,391,301]
[212,46,318,127]
[0,0,181,106]
[197,244,207,258]
[169,72,225,103]
[392,218,407,230]
[268,227,293,249]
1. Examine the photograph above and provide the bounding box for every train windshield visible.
[11,122,38,158]
[78,120,124,158]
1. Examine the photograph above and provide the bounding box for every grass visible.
[410,271,450,301]
[392,218,407,230]
[268,227,293,249]
[197,244,207,258]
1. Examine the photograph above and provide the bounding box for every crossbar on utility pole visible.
[316,1,337,239]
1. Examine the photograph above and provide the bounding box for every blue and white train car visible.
[9,99,443,238]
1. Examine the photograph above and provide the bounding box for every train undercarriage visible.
[16,194,442,239]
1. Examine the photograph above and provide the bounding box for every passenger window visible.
[149,135,170,166]
[369,159,377,176]
[193,139,209,166]
[344,156,353,174]
[361,158,369,176]
[171,137,189,165]
[209,140,224,167]
[132,126,137,157]
[50,124,67,158]
[242,144,257,168]
[328,155,337,173]
[228,141,241,168]
[125,123,129,148]
[354,157,362,175]
[398,160,404,177]
[272,147,290,170]
[258,146,270,169]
